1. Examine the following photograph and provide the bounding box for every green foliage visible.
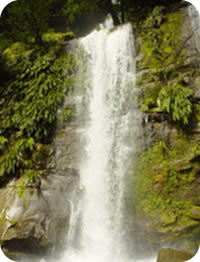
[61,0,99,23]
[140,7,183,72]
[0,217,16,226]
[0,0,102,47]
[143,6,165,28]
[0,136,35,180]
[138,6,196,126]
[113,0,181,24]
[2,42,31,68]
[59,108,73,127]
[140,85,161,112]
[17,169,43,198]
[0,137,8,151]
[24,169,44,185]
[157,85,193,125]
[1,45,75,141]
[2,0,54,44]
[157,140,168,154]
[128,134,198,233]
[0,36,75,185]
[42,31,75,44]
[192,145,200,157]
[0,0,81,187]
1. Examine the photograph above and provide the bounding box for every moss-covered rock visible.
[156,248,193,262]
[129,3,200,251]
[137,4,200,126]
[129,129,200,245]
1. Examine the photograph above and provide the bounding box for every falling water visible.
[46,20,153,262]
[77,22,137,262]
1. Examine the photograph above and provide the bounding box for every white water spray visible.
[78,23,136,262]
[48,21,151,262]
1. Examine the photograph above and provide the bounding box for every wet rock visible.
[143,113,168,123]
[0,172,76,260]
[0,91,82,259]
[189,207,200,220]
[192,122,200,134]
[193,76,200,99]
[160,212,177,227]
[133,4,200,249]
[156,248,193,262]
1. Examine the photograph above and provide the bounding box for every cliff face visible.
[128,2,200,253]
[0,93,81,260]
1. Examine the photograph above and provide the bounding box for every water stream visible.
[46,20,153,262]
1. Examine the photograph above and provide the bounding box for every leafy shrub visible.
[0,136,35,183]
[138,6,197,126]
[1,44,75,141]
[157,85,193,125]
[0,33,75,185]
[42,31,75,44]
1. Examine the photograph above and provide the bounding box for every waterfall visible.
[77,23,137,262]
[45,20,150,262]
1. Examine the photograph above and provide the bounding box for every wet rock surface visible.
[156,248,193,262]
[0,94,81,260]
[129,3,200,255]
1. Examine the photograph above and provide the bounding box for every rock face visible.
[0,176,71,260]
[127,2,200,255]
[0,92,81,260]
[156,248,193,262]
